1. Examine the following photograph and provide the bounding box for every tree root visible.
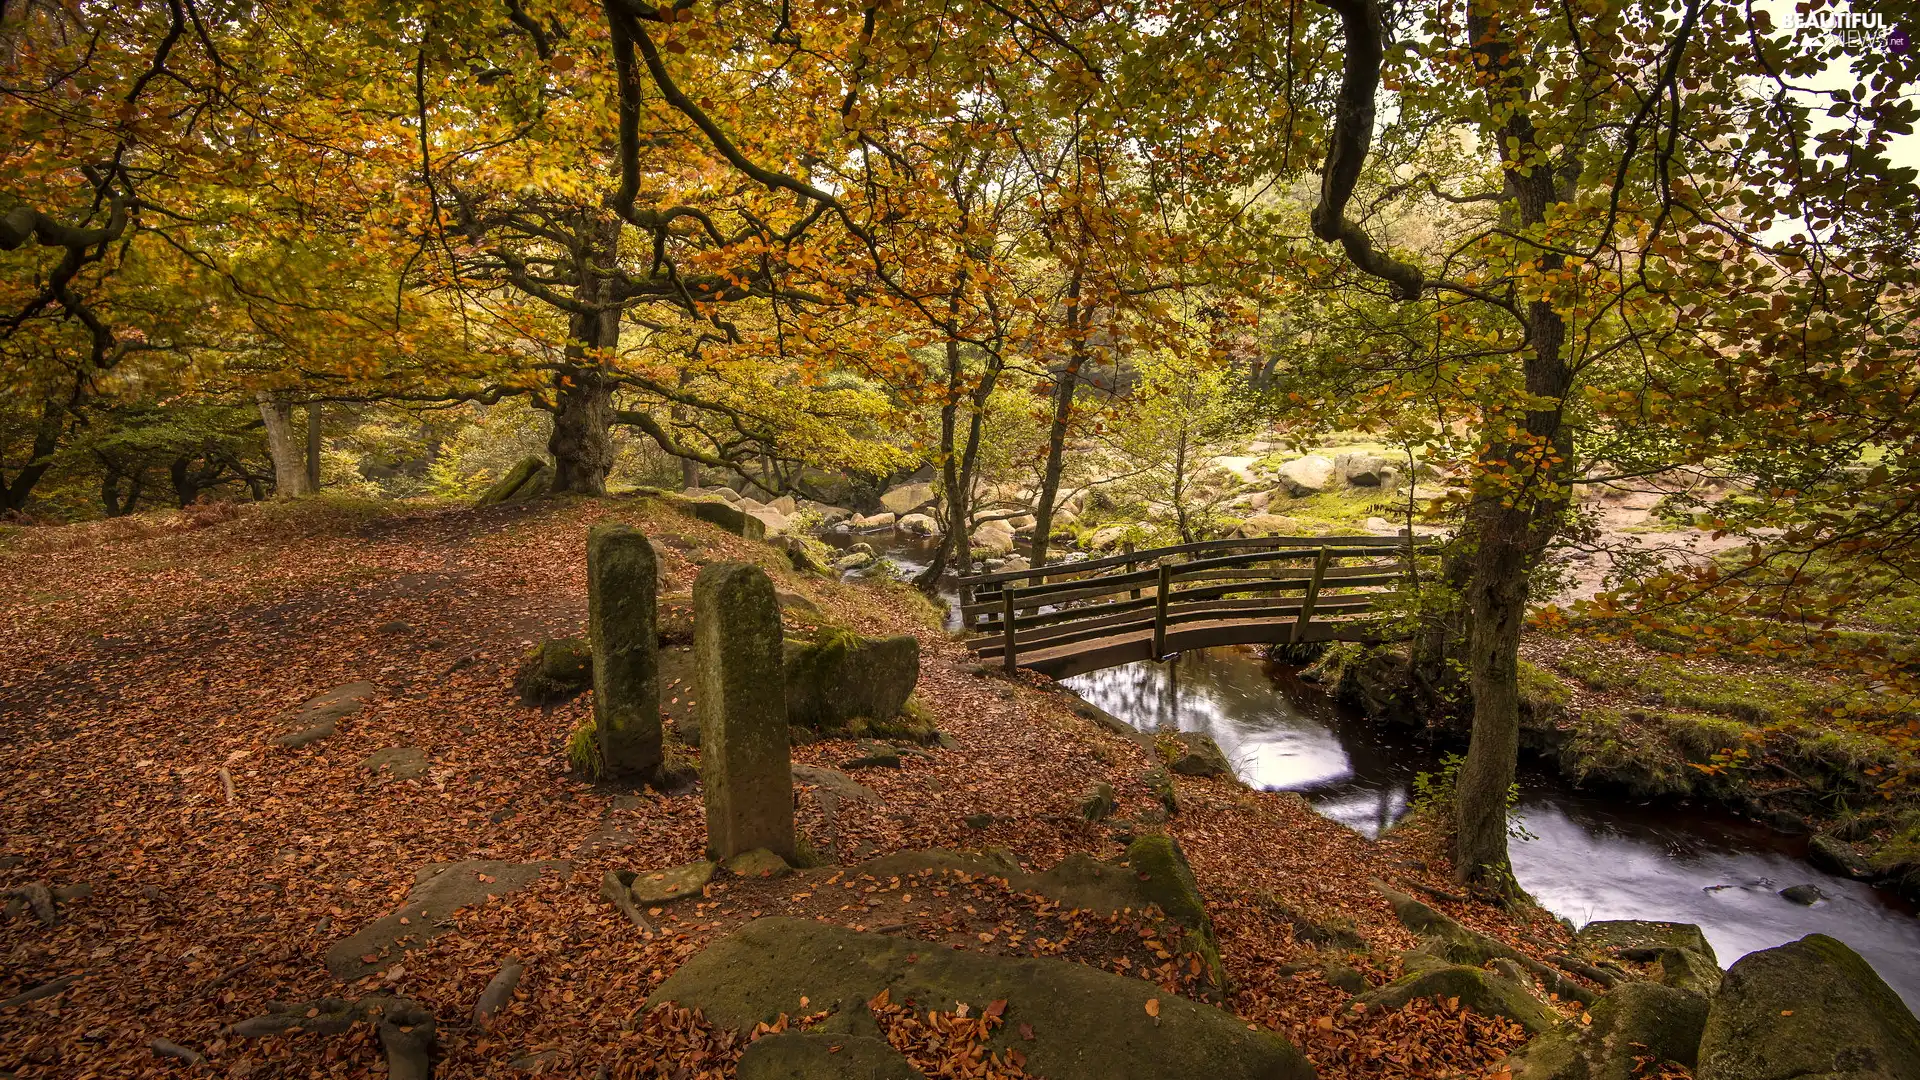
[5,883,56,926]
[1,972,81,1009]
[379,1000,437,1080]
[149,1039,206,1065]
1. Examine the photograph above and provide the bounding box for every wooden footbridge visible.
[958,535,1429,679]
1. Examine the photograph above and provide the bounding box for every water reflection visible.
[1065,646,1920,1007]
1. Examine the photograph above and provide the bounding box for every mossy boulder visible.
[514,637,593,704]
[687,498,767,539]
[1354,964,1560,1034]
[1696,933,1920,1080]
[1142,766,1178,813]
[1507,980,1709,1080]
[647,917,1310,1080]
[476,456,552,506]
[1159,730,1233,778]
[1577,920,1722,997]
[783,628,920,736]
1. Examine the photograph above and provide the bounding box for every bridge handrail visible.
[955,532,1418,589]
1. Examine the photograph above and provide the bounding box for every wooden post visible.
[1289,546,1331,645]
[1124,540,1140,600]
[959,580,976,632]
[1152,562,1172,659]
[1001,584,1018,673]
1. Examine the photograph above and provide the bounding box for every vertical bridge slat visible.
[1289,545,1332,645]
[1152,562,1172,659]
[1001,585,1018,673]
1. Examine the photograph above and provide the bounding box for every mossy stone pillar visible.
[588,523,663,778]
[694,562,795,863]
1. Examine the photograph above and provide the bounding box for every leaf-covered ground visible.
[1,497,1587,1078]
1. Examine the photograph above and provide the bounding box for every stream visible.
[1063,646,1920,1007]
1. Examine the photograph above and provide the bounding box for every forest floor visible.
[0,496,1597,1079]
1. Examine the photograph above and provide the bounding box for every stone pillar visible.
[588,523,663,778]
[694,562,795,863]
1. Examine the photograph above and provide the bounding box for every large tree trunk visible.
[254,392,310,498]
[549,216,622,496]
[1450,2,1577,892]
[1,396,66,514]
[305,403,322,493]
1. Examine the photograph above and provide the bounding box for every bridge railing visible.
[957,534,1432,673]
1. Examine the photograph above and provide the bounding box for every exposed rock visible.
[514,638,593,705]
[896,512,938,536]
[1142,766,1178,814]
[972,519,1016,555]
[843,744,902,769]
[832,551,874,572]
[1322,962,1369,994]
[1336,452,1392,487]
[1077,782,1115,822]
[325,860,568,979]
[1779,883,1826,905]
[1086,525,1132,550]
[1354,964,1560,1034]
[879,482,936,516]
[696,563,795,864]
[1577,920,1716,962]
[589,524,664,779]
[687,498,768,539]
[1209,456,1262,485]
[362,746,427,781]
[628,860,716,903]
[1507,980,1709,1080]
[1274,455,1336,497]
[472,959,524,1029]
[647,918,1311,1080]
[791,765,881,805]
[1810,833,1876,880]
[851,511,897,529]
[1697,933,1920,1080]
[1376,883,1595,1004]
[766,495,798,516]
[1234,513,1304,538]
[723,848,792,878]
[476,457,552,505]
[783,629,919,734]
[737,1031,926,1080]
[273,681,376,748]
[1163,731,1233,777]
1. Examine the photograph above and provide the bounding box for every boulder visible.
[1779,883,1825,905]
[879,482,935,516]
[1697,933,1920,1080]
[1378,883,1595,1004]
[1027,836,1226,996]
[723,848,792,878]
[791,765,881,806]
[896,512,938,536]
[1274,455,1336,497]
[1335,452,1392,487]
[1507,980,1710,1080]
[1077,782,1115,822]
[783,629,919,734]
[972,519,1016,555]
[1235,513,1302,538]
[736,1031,925,1080]
[647,918,1311,1080]
[1164,731,1233,778]
[1209,456,1262,485]
[1354,963,1560,1035]
[273,681,376,748]
[852,511,897,529]
[748,508,793,536]
[1085,525,1132,550]
[1809,833,1876,880]
[476,457,552,505]
[1577,921,1723,997]
[832,551,874,573]
[767,495,798,516]
[326,860,568,979]
[513,639,593,704]
[687,498,768,540]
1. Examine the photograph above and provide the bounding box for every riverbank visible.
[1,494,1599,1079]
[1308,637,1920,908]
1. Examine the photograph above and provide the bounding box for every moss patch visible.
[516,636,593,704]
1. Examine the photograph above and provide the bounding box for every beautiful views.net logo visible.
[1785,11,1910,54]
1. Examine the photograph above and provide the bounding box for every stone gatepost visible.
[588,523,663,779]
[694,562,795,863]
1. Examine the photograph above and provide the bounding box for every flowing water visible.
[1064,646,1920,1007]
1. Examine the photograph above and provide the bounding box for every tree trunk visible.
[1030,278,1092,569]
[305,402,322,493]
[1451,3,1578,892]
[254,392,310,498]
[548,216,622,496]
[1,397,68,514]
